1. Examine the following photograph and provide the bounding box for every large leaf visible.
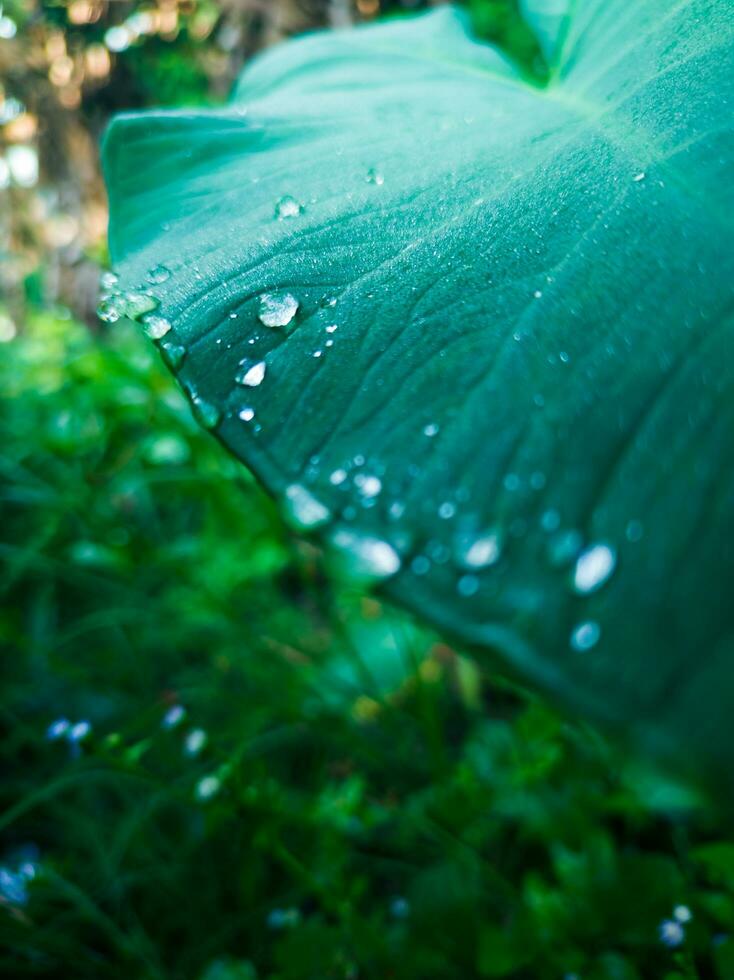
[102,2,734,794]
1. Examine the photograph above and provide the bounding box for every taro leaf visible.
[103,2,734,794]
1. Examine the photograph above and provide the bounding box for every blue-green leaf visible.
[103,2,734,794]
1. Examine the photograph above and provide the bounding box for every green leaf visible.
[102,3,734,794]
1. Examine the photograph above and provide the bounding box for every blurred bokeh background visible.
[2,3,734,978]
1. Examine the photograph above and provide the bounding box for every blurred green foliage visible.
[2,1,734,977]
[2,312,734,979]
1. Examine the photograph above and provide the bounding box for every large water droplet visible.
[331,529,401,580]
[236,360,266,387]
[570,620,601,651]
[238,406,255,422]
[99,270,118,291]
[275,195,303,219]
[161,341,186,370]
[96,296,121,324]
[190,394,221,430]
[284,484,331,530]
[258,292,299,330]
[146,264,171,285]
[573,543,616,594]
[121,291,158,321]
[456,531,502,570]
[142,314,172,340]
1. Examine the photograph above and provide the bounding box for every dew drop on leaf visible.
[238,406,255,422]
[120,290,158,321]
[142,315,172,339]
[258,292,299,329]
[366,167,384,186]
[571,620,601,651]
[354,473,382,499]
[161,341,186,370]
[284,484,331,529]
[146,264,171,284]
[236,360,267,387]
[274,195,303,219]
[455,531,502,569]
[573,543,616,593]
[548,528,583,566]
[96,296,121,324]
[190,394,221,430]
[331,528,401,580]
[457,574,479,597]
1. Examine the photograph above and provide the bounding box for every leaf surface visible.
[103,2,734,792]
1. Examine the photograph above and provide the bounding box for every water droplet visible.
[331,529,401,579]
[438,502,456,520]
[366,167,384,186]
[236,359,266,387]
[533,289,543,299]
[320,296,338,309]
[541,508,561,533]
[456,532,502,569]
[146,264,171,285]
[96,296,121,324]
[457,574,479,597]
[121,290,158,321]
[330,468,347,486]
[354,474,382,499]
[275,195,303,219]
[190,394,221,430]
[625,519,644,542]
[161,341,186,370]
[389,501,406,520]
[100,270,118,290]
[325,323,338,333]
[284,484,331,530]
[423,423,439,437]
[142,314,172,340]
[258,292,299,330]
[238,406,255,422]
[313,349,323,358]
[570,620,600,651]
[633,172,646,182]
[548,528,583,566]
[573,543,616,594]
